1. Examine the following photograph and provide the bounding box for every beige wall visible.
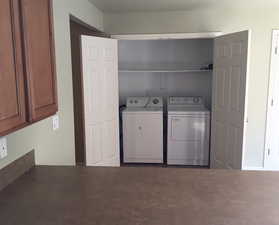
[0,0,103,170]
[1,1,278,170]
[104,6,279,168]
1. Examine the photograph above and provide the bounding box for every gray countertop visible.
[0,166,279,225]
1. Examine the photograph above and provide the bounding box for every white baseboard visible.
[242,166,265,171]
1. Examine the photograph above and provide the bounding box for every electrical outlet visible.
[0,137,8,159]
[53,115,59,131]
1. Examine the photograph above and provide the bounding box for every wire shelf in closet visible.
[118,63,213,73]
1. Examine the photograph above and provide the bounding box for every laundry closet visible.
[118,39,213,107]
[118,38,213,166]
[81,31,250,170]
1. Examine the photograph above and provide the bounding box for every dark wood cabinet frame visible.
[0,0,58,136]
[0,0,27,136]
[20,0,58,122]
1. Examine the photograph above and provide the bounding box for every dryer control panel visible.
[169,97,204,106]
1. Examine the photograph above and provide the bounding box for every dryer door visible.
[170,116,206,141]
[168,115,210,166]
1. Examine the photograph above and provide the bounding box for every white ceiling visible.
[88,0,216,12]
[88,0,279,13]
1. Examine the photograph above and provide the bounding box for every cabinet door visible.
[0,0,27,136]
[21,0,57,122]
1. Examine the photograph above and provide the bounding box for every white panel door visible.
[211,31,250,169]
[81,36,120,167]
[265,30,279,170]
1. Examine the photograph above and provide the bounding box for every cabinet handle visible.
[138,126,142,130]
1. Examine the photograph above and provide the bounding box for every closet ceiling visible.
[89,0,279,13]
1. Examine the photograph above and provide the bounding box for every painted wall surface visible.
[0,0,103,169]
[104,6,279,168]
[118,39,213,108]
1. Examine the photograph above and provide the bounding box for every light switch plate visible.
[0,137,8,159]
[52,115,59,131]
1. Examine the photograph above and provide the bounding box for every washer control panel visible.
[126,97,163,108]
[169,97,204,106]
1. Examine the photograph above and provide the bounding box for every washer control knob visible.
[193,97,200,103]
[153,98,159,105]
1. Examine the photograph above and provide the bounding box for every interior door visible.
[81,35,120,167]
[265,30,279,170]
[211,31,250,169]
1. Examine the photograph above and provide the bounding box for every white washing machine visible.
[122,97,163,163]
[167,97,210,166]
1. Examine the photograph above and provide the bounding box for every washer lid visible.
[123,107,163,114]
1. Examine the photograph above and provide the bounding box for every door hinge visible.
[271,99,274,107]
[275,47,278,55]
[268,148,271,156]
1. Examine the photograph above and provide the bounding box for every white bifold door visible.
[81,36,120,167]
[211,31,250,169]
[80,31,250,168]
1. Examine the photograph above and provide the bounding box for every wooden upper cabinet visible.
[0,0,27,136]
[20,0,58,122]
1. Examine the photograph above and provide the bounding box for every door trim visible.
[241,30,252,169]
[264,29,279,170]
[70,17,108,165]
[111,32,222,40]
